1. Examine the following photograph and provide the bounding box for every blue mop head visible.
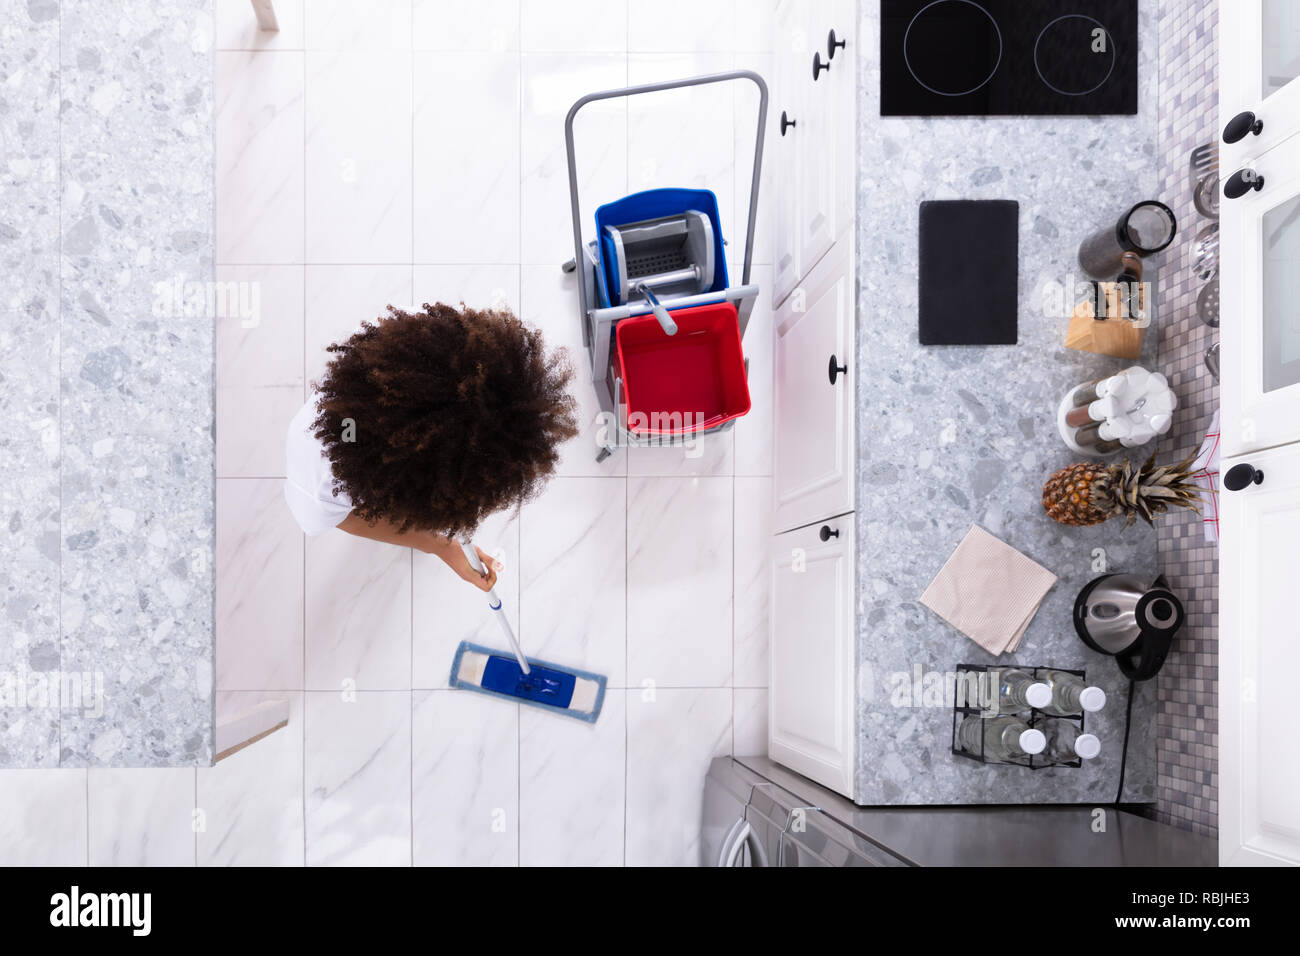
[449,641,607,723]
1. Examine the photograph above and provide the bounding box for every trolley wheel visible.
[595,446,613,464]
[561,258,577,274]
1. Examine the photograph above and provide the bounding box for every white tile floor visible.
[0,0,773,867]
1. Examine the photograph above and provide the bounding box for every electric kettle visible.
[1073,573,1184,681]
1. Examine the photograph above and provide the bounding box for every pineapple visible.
[1042,453,1202,528]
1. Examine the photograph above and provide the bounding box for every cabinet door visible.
[1220,1,1300,165]
[825,0,857,239]
[796,0,836,278]
[771,0,806,307]
[1220,131,1300,456]
[1220,442,1300,866]
[769,517,856,799]
[773,235,855,533]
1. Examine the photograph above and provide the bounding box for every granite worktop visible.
[851,0,1160,805]
[1,1,214,767]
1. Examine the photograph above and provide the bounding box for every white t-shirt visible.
[284,395,353,536]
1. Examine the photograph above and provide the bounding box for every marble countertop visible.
[851,0,1161,805]
[1,1,214,767]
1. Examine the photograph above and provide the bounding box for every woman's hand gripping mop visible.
[448,541,607,723]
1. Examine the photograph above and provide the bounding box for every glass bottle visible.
[1040,717,1101,764]
[1041,670,1107,716]
[996,669,1052,713]
[957,715,1046,763]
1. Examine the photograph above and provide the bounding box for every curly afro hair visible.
[312,302,579,537]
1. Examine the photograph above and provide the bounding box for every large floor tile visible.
[217,383,304,477]
[414,54,520,264]
[520,265,626,475]
[412,690,518,866]
[413,264,520,315]
[627,476,733,687]
[628,1,735,53]
[306,532,412,691]
[520,0,627,53]
[216,50,304,263]
[305,51,412,263]
[305,0,412,51]
[519,689,625,866]
[628,53,736,248]
[305,691,411,866]
[412,507,520,689]
[519,477,626,685]
[733,476,771,687]
[87,769,195,866]
[216,478,304,690]
[215,264,305,389]
[304,264,413,383]
[626,688,731,866]
[0,770,88,866]
[413,0,520,52]
[520,54,626,266]
[216,0,305,50]
[733,266,773,475]
[198,692,305,866]
[627,432,734,477]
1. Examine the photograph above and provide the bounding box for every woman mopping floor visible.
[284,302,605,722]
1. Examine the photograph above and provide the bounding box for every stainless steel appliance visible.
[704,756,1217,867]
[1073,573,1184,681]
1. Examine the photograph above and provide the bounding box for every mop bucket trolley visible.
[562,71,769,461]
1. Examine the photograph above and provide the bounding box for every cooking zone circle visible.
[903,0,1003,97]
[1033,14,1117,96]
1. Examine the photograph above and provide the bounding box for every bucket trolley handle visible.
[563,70,770,324]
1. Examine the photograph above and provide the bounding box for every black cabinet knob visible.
[813,51,830,80]
[1224,463,1264,491]
[819,525,840,542]
[1224,168,1265,199]
[828,354,847,384]
[780,110,796,136]
[827,28,847,60]
[1223,110,1263,144]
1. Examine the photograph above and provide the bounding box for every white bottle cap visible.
[1025,683,1052,709]
[1079,686,1107,712]
[1019,729,1047,755]
[1074,733,1102,760]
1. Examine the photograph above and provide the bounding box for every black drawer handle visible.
[1224,463,1264,491]
[827,28,847,60]
[819,525,840,542]
[780,110,796,136]
[828,354,847,384]
[813,51,830,80]
[1224,168,1265,199]
[1222,110,1263,144]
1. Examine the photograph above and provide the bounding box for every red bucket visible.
[615,302,751,437]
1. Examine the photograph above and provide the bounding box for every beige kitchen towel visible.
[920,525,1058,656]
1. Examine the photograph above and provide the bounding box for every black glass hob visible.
[881,0,1138,116]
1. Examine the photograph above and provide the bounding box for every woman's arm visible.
[336,512,501,592]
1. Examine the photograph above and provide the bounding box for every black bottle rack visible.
[950,663,1087,770]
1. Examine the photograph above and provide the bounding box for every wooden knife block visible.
[1065,283,1146,360]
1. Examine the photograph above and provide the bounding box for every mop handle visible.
[460,540,530,675]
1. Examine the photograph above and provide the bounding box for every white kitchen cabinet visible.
[1219,129,1300,457]
[770,0,857,308]
[1219,442,1300,866]
[1219,0,1300,164]
[772,234,856,534]
[769,516,856,798]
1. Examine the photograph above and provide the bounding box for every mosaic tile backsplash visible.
[1152,0,1220,837]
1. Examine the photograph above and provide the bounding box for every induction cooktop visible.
[881,0,1138,116]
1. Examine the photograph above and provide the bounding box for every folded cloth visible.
[920,525,1058,656]
[1190,410,1221,544]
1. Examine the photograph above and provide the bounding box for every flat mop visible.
[448,542,607,723]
